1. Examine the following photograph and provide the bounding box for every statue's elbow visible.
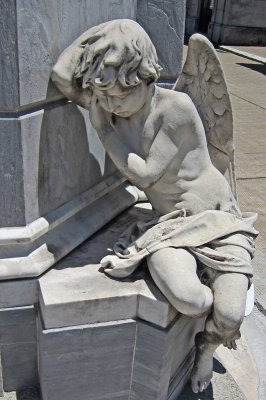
[51,63,71,89]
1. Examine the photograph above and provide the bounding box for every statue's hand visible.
[89,95,112,141]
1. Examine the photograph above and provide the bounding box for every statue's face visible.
[94,81,149,118]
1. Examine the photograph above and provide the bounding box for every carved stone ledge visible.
[0,174,140,280]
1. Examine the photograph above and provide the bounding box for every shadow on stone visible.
[16,386,41,400]
[236,63,266,76]
[213,357,226,374]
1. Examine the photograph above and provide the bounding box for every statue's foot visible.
[223,330,241,350]
[191,348,213,393]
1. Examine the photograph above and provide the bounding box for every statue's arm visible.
[103,128,177,189]
[51,31,92,109]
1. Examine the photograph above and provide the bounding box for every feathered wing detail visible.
[173,34,236,197]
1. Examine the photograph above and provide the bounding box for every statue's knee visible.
[214,309,244,334]
[171,285,209,317]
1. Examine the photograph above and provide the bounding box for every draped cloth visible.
[101,209,258,279]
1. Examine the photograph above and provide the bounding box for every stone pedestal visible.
[0,204,204,398]
[37,205,204,400]
[0,2,187,397]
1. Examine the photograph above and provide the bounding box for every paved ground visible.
[231,46,266,59]
[2,47,266,400]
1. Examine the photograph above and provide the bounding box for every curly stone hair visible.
[74,19,161,91]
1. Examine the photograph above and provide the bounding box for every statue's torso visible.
[114,88,240,216]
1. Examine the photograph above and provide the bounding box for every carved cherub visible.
[52,20,257,393]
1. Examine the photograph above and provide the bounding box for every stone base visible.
[37,204,204,400]
[0,204,204,399]
[38,315,203,400]
[0,306,38,392]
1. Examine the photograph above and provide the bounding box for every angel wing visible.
[173,34,237,198]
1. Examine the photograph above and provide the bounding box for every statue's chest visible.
[115,116,155,157]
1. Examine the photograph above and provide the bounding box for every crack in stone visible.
[148,4,182,42]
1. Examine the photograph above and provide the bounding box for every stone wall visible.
[209,0,266,45]
[185,0,202,37]
[0,0,137,228]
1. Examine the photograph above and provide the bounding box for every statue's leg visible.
[147,248,213,317]
[191,271,249,393]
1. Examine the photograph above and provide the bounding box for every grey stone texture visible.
[185,0,201,37]
[137,0,186,80]
[0,357,3,397]
[39,318,137,400]
[38,204,205,400]
[0,0,138,109]
[0,279,37,309]
[131,317,204,400]
[208,0,266,45]
[0,119,25,226]
[0,306,38,392]
[1,103,117,227]
[39,204,178,330]
[0,0,19,110]
[38,314,204,400]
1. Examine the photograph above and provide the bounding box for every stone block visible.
[38,318,137,400]
[38,305,204,400]
[0,353,3,397]
[137,0,186,80]
[221,26,266,46]
[131,316,204,400]
[37,204,205,399]
[0,0,138,109]
[0,306,38,392]
[0,279,38,309]
[0,118,25,226]
[39,205,178,330]
[0,0,19,110]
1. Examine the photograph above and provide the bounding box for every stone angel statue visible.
[51,20,257,394]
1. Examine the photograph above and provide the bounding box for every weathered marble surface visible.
[39,204,177,330]
[38,310,204,400]
[0,279,38,308]
[137,0,186,80]
[0,102,116,227]
[0,181,137,280]
[0,0,19,110]
[0,358,3,397]
[130,317,204,400]
[0,306,37,392]
[209,0,266,45]
[0,119,25,226]
[39,318,136,400]
[0,0,137,109]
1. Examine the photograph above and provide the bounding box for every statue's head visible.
[74,19,161,90]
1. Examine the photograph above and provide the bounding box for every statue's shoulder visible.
[155,86,193,111]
